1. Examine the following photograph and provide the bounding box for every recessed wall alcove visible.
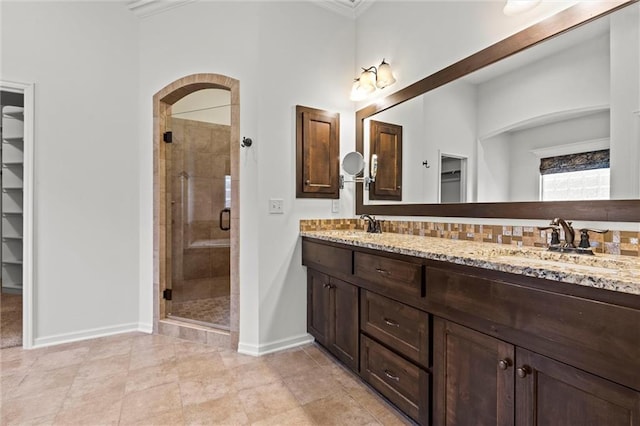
[153,73,240,349]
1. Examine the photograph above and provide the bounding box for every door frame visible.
[437,151,468,203]
[152,74,240,349]
[1,80,35,349]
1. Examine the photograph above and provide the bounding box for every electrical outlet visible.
[332,199,340,213]
[269,198,284,214]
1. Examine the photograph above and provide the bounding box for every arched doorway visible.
[153,74,239,349]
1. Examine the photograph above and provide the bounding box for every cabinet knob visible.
[305,180,310,186]
[384,369,400,381]
[516,366,531,378]
[498,358,512,370]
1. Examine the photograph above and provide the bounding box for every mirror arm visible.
[340,175,375,190]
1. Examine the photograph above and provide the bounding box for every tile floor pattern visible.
[170,296,230,329]
[0,332,413,425]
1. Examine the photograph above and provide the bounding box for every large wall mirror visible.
[356,0,639,222]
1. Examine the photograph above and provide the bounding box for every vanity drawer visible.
[354,252,423,300]
[361,335,429,424]
[302,239,352,275]
[361,290,429,368]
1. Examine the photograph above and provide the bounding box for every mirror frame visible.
[356,0,639,222]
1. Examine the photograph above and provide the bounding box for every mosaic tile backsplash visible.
[300,219,640,257]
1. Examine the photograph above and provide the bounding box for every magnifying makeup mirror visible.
[340,151,376,189]
[343,151,365,175]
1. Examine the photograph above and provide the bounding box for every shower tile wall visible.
[170,118,231,306]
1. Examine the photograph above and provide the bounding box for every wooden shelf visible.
[2,104,24,292]
[2,137,23,144]
[2,108,24,121]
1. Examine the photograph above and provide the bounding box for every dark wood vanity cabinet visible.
[302,237,640,425]
[515,348,640,426]
[306,269,359,371]
[434,318,640,426]
[433,319,515,426]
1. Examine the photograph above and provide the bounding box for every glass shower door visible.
[166,89,231,330]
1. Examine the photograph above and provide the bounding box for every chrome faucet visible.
[360,214,382,233]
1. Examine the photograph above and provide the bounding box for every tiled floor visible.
[0,292,22,349]
[0,332,412,425]
[171,296,230,329]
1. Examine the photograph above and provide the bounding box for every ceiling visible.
[127,0,372,19]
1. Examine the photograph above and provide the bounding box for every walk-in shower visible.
[165,88,231,330]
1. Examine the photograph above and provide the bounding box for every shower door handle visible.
[219,208,231,231]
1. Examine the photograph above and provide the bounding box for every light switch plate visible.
[332,199,340,213]
[269,198,284,214]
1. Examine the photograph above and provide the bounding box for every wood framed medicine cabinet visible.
[355,0,640,222]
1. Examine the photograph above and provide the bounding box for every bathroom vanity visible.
[301,231,640,425]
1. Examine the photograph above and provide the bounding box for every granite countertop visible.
[301,230,640,296]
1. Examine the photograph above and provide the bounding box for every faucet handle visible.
[538,226,560,246]
[577,229,609,249]
[579,228,609,234]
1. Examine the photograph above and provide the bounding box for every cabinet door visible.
[369,120,402,201]
[329,277,359,371]
[434,318,515,426]
[307,269,330,347]
[296,105,339,199]
[516,348,640,426]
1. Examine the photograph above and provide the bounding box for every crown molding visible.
[127,0,196,18]
[127,0,373,20]
[311,0,374,19]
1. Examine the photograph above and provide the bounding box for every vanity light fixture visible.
[503,0,541,16]
[350,59,396,101]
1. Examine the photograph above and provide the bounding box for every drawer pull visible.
[383,318,400,327]
[375,268,390,276]
[384,369,400,381]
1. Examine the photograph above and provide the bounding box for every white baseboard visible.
[137,322,153,333]
[32,322,149,348]
[237,333,315,356]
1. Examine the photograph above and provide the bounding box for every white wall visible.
[0,1,140,344]
[424,80,477,203]
[610,3,640,200]
[477,33,610,138]
[355,1,577,108]
[477,133,510,202]
[138,1,355,352]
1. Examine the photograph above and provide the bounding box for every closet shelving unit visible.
[1,106,24,293]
